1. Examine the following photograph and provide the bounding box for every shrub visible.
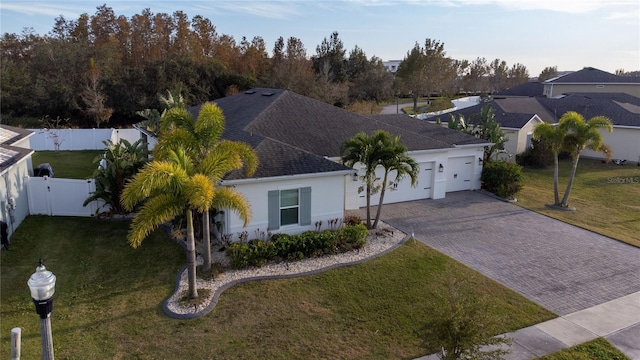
[226,224,369,269]
[481,161,524,199]
[337,224,368,252]
[343,214,362,226]
[516,138,553,168]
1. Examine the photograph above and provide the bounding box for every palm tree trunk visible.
[365,183,372,229]
[202,211,211,273]
[186,209,198,299]
[561,153,581,207]
[373,172,389,229]
[553,152,560,205]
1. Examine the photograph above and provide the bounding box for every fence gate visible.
[27,176,101,217]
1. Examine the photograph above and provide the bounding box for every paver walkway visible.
[352,191,640,358]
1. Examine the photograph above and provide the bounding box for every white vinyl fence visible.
[28,128,141,151]
[26,176,107,217]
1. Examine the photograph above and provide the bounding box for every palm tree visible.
[154,103,257,272]
[341,131,388,229]
[83,139,148,215]
[121,148,213,299]
[341,130,418,229]
[557,112,612,207]
[532,122,567,205]
[372,135,419,229]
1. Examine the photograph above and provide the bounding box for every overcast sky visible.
[1,0,638,76]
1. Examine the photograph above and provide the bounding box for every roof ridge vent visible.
[261,92,274,96]
[245,90,256,94]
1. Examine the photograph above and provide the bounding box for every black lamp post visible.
[28,259,56,360]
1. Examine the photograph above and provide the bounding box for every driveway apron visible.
[372,191,640,316]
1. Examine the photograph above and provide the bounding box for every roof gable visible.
[546,67,640,84]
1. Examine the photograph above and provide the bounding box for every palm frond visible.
[128,193,185,248]
[186,173,215,213]
[212,186,252,226]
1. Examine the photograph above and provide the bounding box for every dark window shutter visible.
[268,190,280,230]
[300,187,311,226]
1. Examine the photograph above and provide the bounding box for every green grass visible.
[1,217,554,359]
[31,150,103,179]
[537,338,630,360]
[516,158,640,247]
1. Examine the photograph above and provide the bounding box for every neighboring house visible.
[144,88,489,240]
[0,125,35,238]
[475,67,640,162]
[383,60,402,74]
[538,93,640,161]
[427,97,555,160]
[543,67,640,98]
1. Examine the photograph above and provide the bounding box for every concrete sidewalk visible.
[417,291,640,359]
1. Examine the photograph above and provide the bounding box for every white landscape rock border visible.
[163,222,407,319]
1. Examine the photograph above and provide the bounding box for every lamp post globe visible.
[27,259,56,360]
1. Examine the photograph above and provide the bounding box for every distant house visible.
[538,93,640,161]
[452,67,640,163]
[543,67,640,98]
[0,125,34,238]
[383,60,402,74]
[428,97,555,160]
[143,88,489,240]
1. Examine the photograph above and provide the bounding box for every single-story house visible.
[0,125,35,239]
[143,88,490,240]
[537,93,640,161]
[427,97,555,160]
[543,67,640,98]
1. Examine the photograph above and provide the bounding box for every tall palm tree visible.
[121,148,213,299]
[532,122,567,205]
[341,130,389,229]
[373,134,419,229]
[154,103,257,272]
[341,130,418,229]
[557,111,612,207]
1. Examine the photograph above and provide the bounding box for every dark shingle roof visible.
[428,100,546,129]
[545,67,640,84]
[186,88,486,180]
[538,93,640,127]
[495,82,544,97]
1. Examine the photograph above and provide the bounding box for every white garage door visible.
[446,156,473,192]
[360,161,433,207]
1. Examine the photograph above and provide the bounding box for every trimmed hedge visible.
[226,224,369,269]
[481,161,524,199]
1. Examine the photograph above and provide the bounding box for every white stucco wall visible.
[582,127,640,162]
[222,173,347,241]
[1,157,33,237]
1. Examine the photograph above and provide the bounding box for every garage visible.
[446,156,473,192]
[360,161,434,207]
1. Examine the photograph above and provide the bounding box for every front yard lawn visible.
[538,337,630,360]
[31,150,103,179]
[1,216,554,359]
[517,158,640,248]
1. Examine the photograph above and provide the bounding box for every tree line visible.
[2,4,533,128]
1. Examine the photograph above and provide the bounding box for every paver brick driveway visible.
[369,191,640,316]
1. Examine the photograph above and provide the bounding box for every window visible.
[268,187,311,230]
[279,189,299,226]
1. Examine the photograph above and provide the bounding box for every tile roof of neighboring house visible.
[537,93,640,127]
[187,88,486,180]
[495,82,544,97]
[0,125,34,174]
[545,67,640,84]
